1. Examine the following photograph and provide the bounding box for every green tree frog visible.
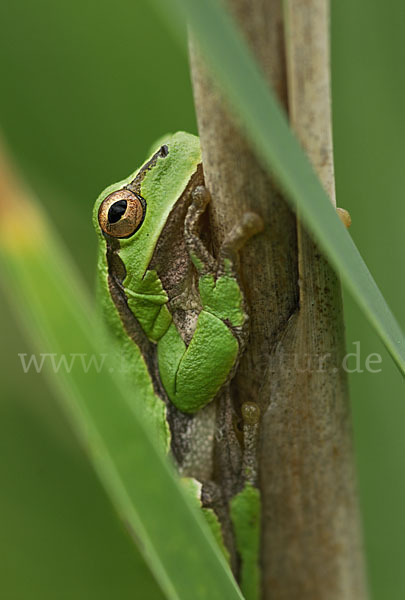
[93,131,261,599]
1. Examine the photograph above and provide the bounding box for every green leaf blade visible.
[0,196,244,600]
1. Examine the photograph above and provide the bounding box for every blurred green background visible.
[0,1,403,598]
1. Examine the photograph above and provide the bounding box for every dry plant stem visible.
[190,0,368,598]
[263,1,368,598]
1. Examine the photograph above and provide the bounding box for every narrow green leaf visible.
[153,0,405,374]
[0,188,243,600]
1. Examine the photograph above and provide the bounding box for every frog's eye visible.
[98,190,145,238]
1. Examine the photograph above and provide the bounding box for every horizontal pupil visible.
[108,199,127,224]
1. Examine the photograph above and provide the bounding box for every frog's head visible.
[93,131,201,279]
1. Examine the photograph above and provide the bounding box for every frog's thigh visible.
[158,311,238,414]
[175,311,238,413]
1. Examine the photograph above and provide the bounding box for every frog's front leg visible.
[157,185,262,414]
[185,186,263,351]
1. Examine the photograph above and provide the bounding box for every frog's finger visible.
[223,213,263,253]
[218,212,263,276]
